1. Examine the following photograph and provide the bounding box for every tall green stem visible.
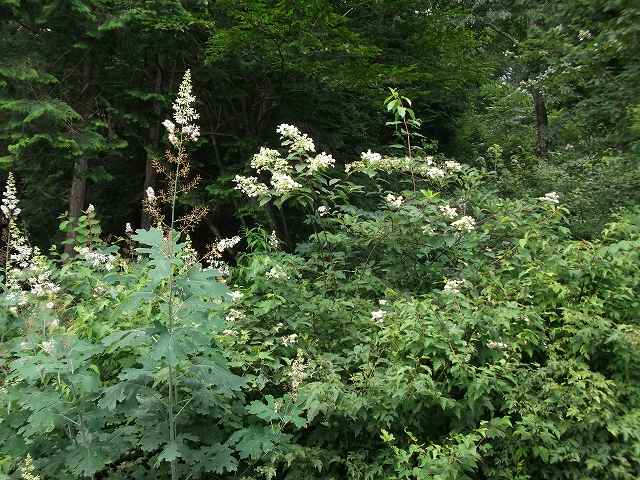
[167,143,182,480]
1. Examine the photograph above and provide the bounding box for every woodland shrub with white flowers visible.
[1,75,640,480]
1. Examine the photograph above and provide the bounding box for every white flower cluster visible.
[271,172,302,195]
[10,239,34,269]
[75,246,117,271]
[41,339,56,355]
[439,204,458,219]
[226,308,245,323]
[361,149,382,163]
[451,216,476,232]
[346,152,462,182]
[1,173,20,219]
[578,29,592,41]
[215,236,241,253]
[371,309,386,324]
[308,152,335,172]
[20,454,41,480]
[538,192,560,204]
[2,180,62,300]
[425,166,446,179]
[233,175,269,198]
[443,279,466,294]
[269,230,280,249]
[346,151,405,173]
[227,290,243,302]
[146,186,156,202]
[265,265,290,280]
[289,351,310,396]
[276,123,315,153]
[487,340,509,350]
[275,123,301,139]
[28,256,61,297]
[444,161,463,172]
[317,205,329,216]
[385,193,404,209]
[163,69,200,146]
[251,147,290,174]
[281,333,298,346]
[209,259,230,277]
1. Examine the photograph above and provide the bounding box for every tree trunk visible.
[65,61,92,256]
[532,88,548,157]
[141,57,164,228]
[65,157,89,255]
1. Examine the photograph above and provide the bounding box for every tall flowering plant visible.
[0,72,245,480]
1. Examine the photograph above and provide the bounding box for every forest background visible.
[1,0,638,245]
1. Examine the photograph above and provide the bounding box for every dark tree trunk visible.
[141,57,164,229]
[65,156,89,255]
[532,88,548,157]
[65,61,92,256]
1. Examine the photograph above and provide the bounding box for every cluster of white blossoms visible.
[209,259,230,277]
[225,308,246,323]
[281,333,298,346]
[439,204,458,219]
[276,123,316,154]
[385,193,404,209]
[27,256,61,298]
[487,340,509,350]
[271,172,302,195]
[425,166,446,179]
[538,191,560,204]
[162,69,200,146]
[265,264,290,280]
[361,149,382,163]
[444,160,463,172]
[289,350,310,396]
[317,205,330,216]
[233,175,269,198]
[215,236,241,253]
[371,299,388,324]
[227,290,243,302]
[443,279,466,294]
[578,29,592,42]
[146,186,156,202]
[20,454,41,480]
[346,151,411,174]
[2,175,60,299]
[451,215,476,232]
[371,309,386,324]
[41,339,56,355]
[75,246,117,271]
[10,237,34,269]
[346,151,464,181]
[269,230,280,249]
[308,152,335,172]
[1,173,20,218]
[437,202,476,233]
[251,147,290,174]
[236,124,331,201]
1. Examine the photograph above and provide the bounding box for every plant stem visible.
[167,142,183,480]
[4,221,10,285]
[403,117,416,192]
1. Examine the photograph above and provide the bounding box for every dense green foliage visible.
[1,1,639,479]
